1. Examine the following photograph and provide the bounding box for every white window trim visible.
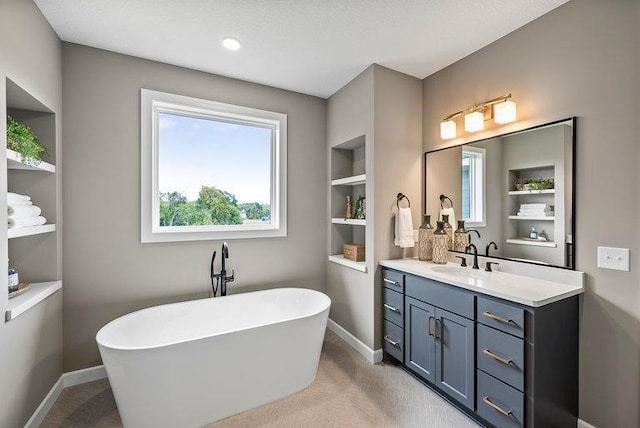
[462,146,486,228]
[141,89,287,243]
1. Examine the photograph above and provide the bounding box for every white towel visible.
[394,207,414,248]
[8,205,41,217]
[520,203,548,209]
[8,216,46,229]
[7,200,32,207]
[7,192,31,201]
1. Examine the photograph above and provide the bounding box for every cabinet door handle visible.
[383,303,400,313]
[383,278,400,287]
[427,316,434,337]
[384,335,400,348]
[482,396,513,417]
[434,318,441,340]
[482,311,513,324]
[483,349,513,365]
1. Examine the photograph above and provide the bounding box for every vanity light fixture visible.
[440,94,516,139]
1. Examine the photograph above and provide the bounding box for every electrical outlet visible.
[597,246,630,271]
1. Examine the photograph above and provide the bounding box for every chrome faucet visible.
[465,244,480,269]
[485,241,498,256]
[211,242,234,297]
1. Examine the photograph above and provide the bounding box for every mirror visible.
[424,118,575,269]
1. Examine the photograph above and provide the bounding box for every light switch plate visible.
[597,246,630,271]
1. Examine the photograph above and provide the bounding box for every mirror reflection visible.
[424,118,575,269]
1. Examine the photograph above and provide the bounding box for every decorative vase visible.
[346,196,352,219]
[454,220,469,252]
[418,214,434,261]
[442,214,453,250]
[432,221,449,264]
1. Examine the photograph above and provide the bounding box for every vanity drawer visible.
[383,319,404,361]
[405,274,474,319]
[382,287,404,327]
[478,296,524,338]
[477,324,524,392]
[477,370,524,428]
[382,269,404,293]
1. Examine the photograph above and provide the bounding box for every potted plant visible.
[515,177,554,191]
[6,116,49,166]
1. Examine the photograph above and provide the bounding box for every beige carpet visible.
[42,330,479,427]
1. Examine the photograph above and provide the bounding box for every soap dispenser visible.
[418,214,434,261]
[454,220,469,252]
[432,221,449,264]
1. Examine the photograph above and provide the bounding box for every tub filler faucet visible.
[211,242,234,297]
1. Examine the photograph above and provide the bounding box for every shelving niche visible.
[5,78,61,321]
[329,135,367,272]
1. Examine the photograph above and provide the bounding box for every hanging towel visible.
[439,207,457,229]
[8,205,41,217]
[8,216,46,229]
[7,192,31,202]
[394,207,414,248]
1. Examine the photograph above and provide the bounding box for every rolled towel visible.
[8,216,46,229]
[8,205,41,217]
[520,203,548,209]
[394,207,415,248]
[7,200,32,207]
[7,192,31,201]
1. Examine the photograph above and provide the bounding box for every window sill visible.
[5,280,62,321]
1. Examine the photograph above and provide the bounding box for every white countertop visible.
[379,259,584,307]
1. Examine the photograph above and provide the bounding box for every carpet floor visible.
[41,329,479,427]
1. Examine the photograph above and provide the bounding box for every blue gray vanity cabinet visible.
[382,270,405,361]
[404,277,475,411]
[381,267,579,428]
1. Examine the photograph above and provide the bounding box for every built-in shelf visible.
[508,216,555,221]
[328,254,367,273]
[508,189,555,195]
[331,174,366,186]
[7,149,55,173]
[5,280,62,321]
[331,218,366,226]
[506,239,557,248]
[8,224,56,239]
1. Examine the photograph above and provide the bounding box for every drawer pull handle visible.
[384,335,400,348]
[383,303,400,313]
[427,316,434,337]
[483,396,513,417]
[483,311,513,324]
[483,349,513,365]
[383,278,400,287]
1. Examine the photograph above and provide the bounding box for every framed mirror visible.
[424,117,576,269]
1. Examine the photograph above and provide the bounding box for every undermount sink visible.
[430,266,490,280]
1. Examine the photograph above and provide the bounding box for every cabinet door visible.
[435,308,475,410]
[404,297,436,383]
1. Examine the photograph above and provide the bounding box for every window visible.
[141,89,287,242]
[461,147,485,227]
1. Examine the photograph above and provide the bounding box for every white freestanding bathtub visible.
[96,288,330,428]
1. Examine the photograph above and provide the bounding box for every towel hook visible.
[440,194,453,209]
[397,193,411,209]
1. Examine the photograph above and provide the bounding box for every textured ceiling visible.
[34,0,568,98]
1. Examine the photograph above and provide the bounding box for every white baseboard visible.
[327,318,383,364]
[24,365,107,428]
[578,419,597,428]
[62,365,107,388]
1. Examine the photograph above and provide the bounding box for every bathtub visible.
[96,287,330,428]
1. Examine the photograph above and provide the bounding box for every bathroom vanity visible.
[379,258,583,428]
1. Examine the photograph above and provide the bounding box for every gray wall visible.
[422,0,640,426]
[0,0,63,427]
[62,44,327,370]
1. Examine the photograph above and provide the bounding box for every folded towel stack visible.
[8,192,46,229]
[517,203,554,217]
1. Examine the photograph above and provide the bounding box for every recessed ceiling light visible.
[222,37,241,51]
